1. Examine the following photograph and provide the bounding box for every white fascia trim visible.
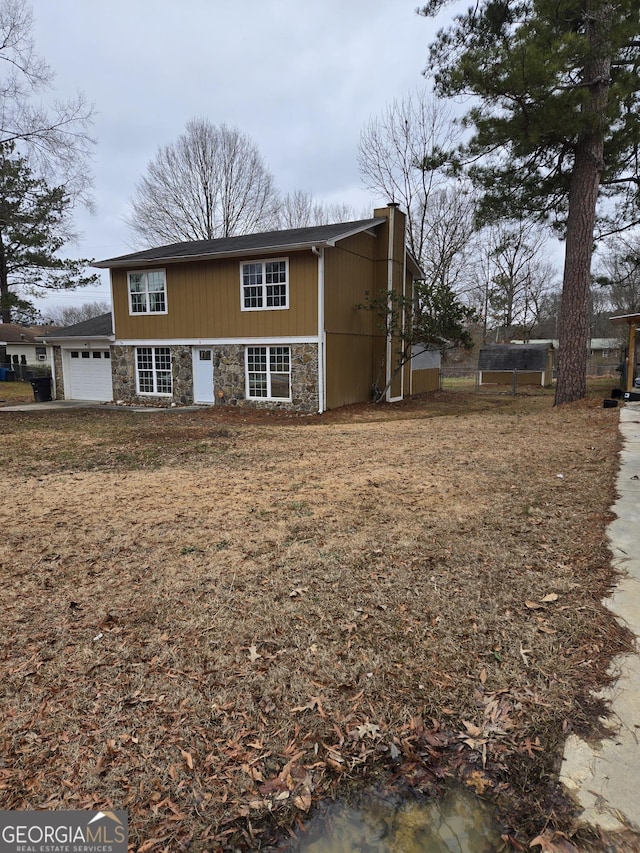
[54,338,114,348]
[325,219,385,247]
[115,336,320,347]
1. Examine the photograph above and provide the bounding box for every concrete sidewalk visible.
[560,402,640,833]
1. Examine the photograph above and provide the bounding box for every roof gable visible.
[41,312,113,339]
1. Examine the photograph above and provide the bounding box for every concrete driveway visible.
[561,402,640,834]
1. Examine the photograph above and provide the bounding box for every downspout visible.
[312,245,325,413]
[386,206,395,402]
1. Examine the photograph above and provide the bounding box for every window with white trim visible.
[241,259,288,310]
[128,270,167,314]
[136,346,172,395]
[246,346,291,399]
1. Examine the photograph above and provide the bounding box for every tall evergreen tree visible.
[0,146,98,323]
[419,0,640,403]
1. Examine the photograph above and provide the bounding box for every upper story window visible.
[241,259,288,311]
[128,270,167,315]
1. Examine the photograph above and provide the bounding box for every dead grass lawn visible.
[0,387,630,851]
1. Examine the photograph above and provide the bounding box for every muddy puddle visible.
[281,785,503,852]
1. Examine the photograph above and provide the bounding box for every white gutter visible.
[312,245,325,413]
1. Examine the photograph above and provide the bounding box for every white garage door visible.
[67,350,113,401]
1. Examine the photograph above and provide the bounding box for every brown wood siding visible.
[324,232,378,333]
[112,251,318,340]
[325,332,385,409]
[411,368,440,394]
[323,232,384,407]
[481,370,545,386]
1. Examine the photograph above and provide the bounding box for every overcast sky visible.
[27,0,451,315]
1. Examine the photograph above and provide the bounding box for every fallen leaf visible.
[180,749,194,770]
[462,720,483,738]
[530,830,579,852]
[351,722,381,740]
[289,587,308,598]
[479,667,487,684]
[540,593,559,603]
[293,788,312,811]
[291,696,325,716]
[466,769,492,795]
[248,644,261,663]
[525,600,543,610]
[538,625,557,634]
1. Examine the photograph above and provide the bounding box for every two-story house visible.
[45,204,440,412]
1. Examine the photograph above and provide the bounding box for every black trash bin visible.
[31,376,52,402]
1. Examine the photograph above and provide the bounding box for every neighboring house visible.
[478,343,554,387]
[45,205,439,411]
[40,313,114,402]
[588,337,624,378]
[0,324,52,373]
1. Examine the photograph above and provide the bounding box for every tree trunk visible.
[554,0,611,405]
[554,140,601,403]
[0,231,11,325]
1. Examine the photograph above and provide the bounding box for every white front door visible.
[193,347,214,403]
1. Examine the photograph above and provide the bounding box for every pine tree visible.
[420,0,640,403]
[0,145,98,323]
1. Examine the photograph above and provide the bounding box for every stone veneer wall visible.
[214,343,318,413]
[111,342,319,412]
[52,346,65,399]
[111,344,194,406]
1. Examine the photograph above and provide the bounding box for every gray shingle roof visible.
[95,219,386,268]
[41,312,113,339]
[478,343,551,371]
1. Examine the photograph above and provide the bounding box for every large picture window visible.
[128,270,167,314]
[246,346,291,400]
[136,347,172,395]
[241,259,288,310]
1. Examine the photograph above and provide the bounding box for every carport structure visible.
[610,313,640,391]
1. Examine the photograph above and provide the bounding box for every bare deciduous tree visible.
[127,119,280,246]
[0,0,95,206]
[358,89,460,266]
[420,186,477,293]
[45,300,111,327]
[277,190,361,229]
[467,221,557,342]
[596,231,640,317]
